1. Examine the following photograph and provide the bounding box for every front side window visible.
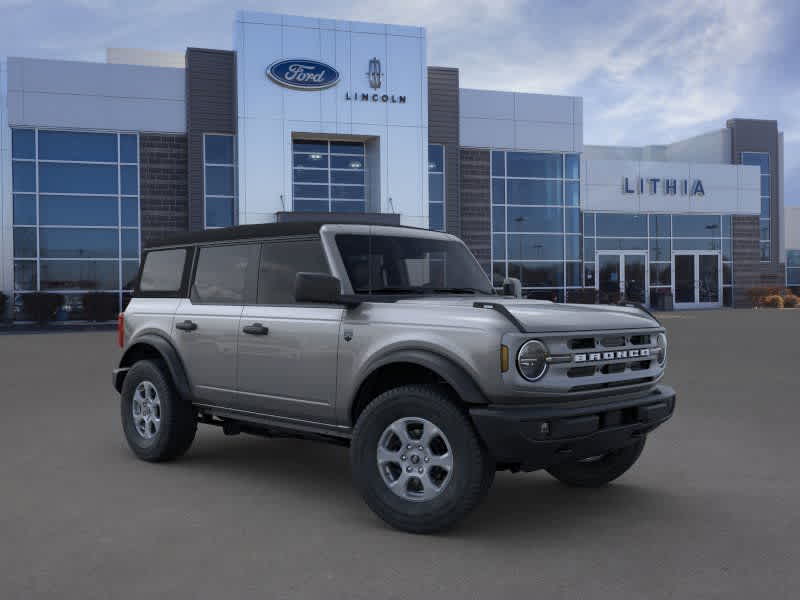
[335,234,493,295]
[191,244,255,305]
[204,134,236,228]
[257,239,330,305]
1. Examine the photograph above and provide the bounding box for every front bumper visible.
[469,384,676,471]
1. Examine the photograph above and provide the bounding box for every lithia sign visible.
[267,57,406,103]
[623,176,705,196]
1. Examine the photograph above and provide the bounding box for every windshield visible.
[335,234,494,295]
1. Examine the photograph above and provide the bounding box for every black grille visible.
[600,335,626,347]
[569,337,595,350]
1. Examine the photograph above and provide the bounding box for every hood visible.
[394,296,659,333]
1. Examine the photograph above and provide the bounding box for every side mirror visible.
[295,272,342,304]
[502,277,522,298]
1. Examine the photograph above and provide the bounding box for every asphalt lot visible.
[1,309,798,599]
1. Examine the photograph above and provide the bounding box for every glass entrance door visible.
[596,253,648,304]
[672,252,721,308]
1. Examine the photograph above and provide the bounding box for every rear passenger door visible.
[234,237,343,424]
[172,243,259,407]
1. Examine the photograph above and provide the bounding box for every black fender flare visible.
[352,349,489,413]
[115,333,193,400]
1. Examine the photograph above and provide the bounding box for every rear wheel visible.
[120,360,197,462]
[351,385,494,534]
[546,436,646,487]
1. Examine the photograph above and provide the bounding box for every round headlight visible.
[517,340,549,381]
[656,333,667,366]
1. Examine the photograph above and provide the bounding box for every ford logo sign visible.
[267,59,340,90]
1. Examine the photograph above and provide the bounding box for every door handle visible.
[242,323,269,336]
[175,320,197,331]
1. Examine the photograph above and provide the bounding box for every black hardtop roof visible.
[147,220,431,249]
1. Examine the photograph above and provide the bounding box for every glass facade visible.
[742,152,770,261]
[428,144,444,231]
[11,128,140,319]
[204,134,236,228]
[491,150,580,301]
[788,250,800,288]
[292,140,366,213]
[584,212,733,307]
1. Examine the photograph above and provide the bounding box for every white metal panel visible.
[514,92,573,123]
[238,23,284,121]
[386,124,425,220]
[459,89,514,120]
[1,58,10,296]
[238,10,281,25]
[239,117,285,220]
[387,34,422,127]
[349,32,388,126]
[514,121,574,152]
[459,116,514,149]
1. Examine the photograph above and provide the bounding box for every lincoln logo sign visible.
[266,59,340,90]
[623,176,705,196]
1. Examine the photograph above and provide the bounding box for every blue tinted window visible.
[741,152,769,174]
[493,235,506,260]
[507,206,563,233]
[293,140,328,154]
[13,194,36,225]
[649,239,671,261]
[332,201,365,213]
[761,197,770,218]
[507,153,562,178]
[760,175,770,196]
[566,262,581,287]
[508,261,564,287]
[122,261,140,289]
[121,165,138,195]
[122,229,139,258]
[565,208,580,233]
[428,145,444,172]
[331,185,364,200]
[491,151,505,177]
[332,170,365,185]
[40,195,118,226]
[14,228,37,258]
[294,169,328,184]
[293,153,329,168]
[206,166,235,195]
[38,131,117,162]
[649,214,671,237]
[40,228,118,258]
[294,199,329,212]
[331,156,364,170]
[492,206,505,232]
[12,161,36,192]
[760,242,770,261]
[565,235,581,260]
[583,213,594,236]
[789,269,800,285]
[565,181,579,206]
[596,238,648,251]
[429,174,444,204]
[595,213,647,237]
[565,154,580,179]
[39,163,118,194]
[205,135,235,164]
[507,180,562,205]
[673,238,721,251]
[122,198,139,226]
[583,238,594,261]
[205,197,234,227]
[14,261,37,290]
[721,215,732,237]
[787,250,800,268]
[12,129,35,159]
[40,260,119,291]
[507,234,563,260]
[673,214,721,237]
[428,202,444,231]
[330,141,364,155]
[722,238,732,261]
[759,220,770,240]
[120,134,138,163]
[492,179,505,205]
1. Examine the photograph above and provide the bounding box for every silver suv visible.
[113,222,675,533]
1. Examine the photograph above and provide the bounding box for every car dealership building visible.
[0,10,792,318]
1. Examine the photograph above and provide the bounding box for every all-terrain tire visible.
[351,384,494,534]
[546,436,646,488]
[120,359,197,462]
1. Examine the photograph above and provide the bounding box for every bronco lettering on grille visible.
[574,348,651,363]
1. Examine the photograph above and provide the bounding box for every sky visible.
[1,0,798,204]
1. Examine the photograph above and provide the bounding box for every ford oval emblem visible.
[266,59,340,90]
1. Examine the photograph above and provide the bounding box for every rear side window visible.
[139,248,187,293]
[191,244,256,305]
[257,239,329,304]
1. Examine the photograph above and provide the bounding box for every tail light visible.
[117,313,125,348]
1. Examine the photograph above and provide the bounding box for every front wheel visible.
[350,385,494,534]
[546,436,646,487]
